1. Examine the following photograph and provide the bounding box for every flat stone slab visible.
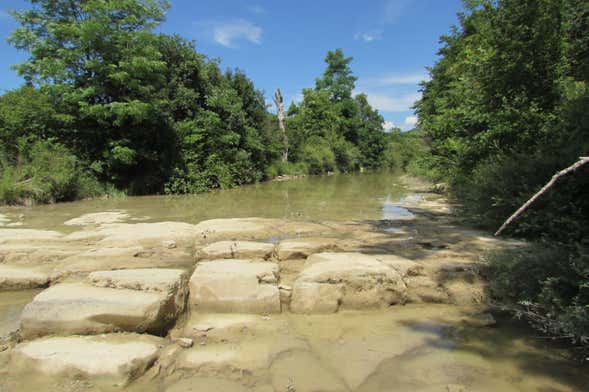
[20,278,185,338]
[189,260,280,313]
[306,252,423,277]
[276,238,340,260]
[64,211,129,226]
[291,252,407,314]
[64,222,199,247]
[0,229,63,244]
[0,265,50,290]
[176,337,306,375]
[11,334,161,386]
[87,268,188,292]
[178,313,289,343]
[87,268,188,315]
[52,246,192,277]
[197,241,275,260]
[193,218,332,243]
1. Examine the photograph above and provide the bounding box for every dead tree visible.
[494,156,589,236]
[273,88,289,162]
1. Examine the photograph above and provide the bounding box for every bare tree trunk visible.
[494,156,589,236]
[274,88,289,163]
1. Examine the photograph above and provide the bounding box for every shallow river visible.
[0,172,587,392]
[0,172,412,231]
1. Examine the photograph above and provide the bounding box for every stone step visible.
[10,334,162,386]
[276,237,340,260]
[290,252,408,314]
[189,260,281,314]
[197,241,275,260]
[0,265,51,291]
[21,268,188,338]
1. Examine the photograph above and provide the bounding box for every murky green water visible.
[0,172,411,231]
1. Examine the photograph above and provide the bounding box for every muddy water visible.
[0,290,40,338]
[0,172,410,231]
[1,172,588,391]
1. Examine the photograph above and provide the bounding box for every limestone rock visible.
[291,282,343,314]
[0,229,63,244]
[306,252,422,277]
[53,246,192,277]
[197,241,275,260]
[194,218,282,242]
[64,211,129,226]
[87,268,188,317]
[173,337,194,348]
[193,218,332,243]
[0,265,50,290]
[65,221,198,247]
[290,252,406,314]
[179,313,289,343]
[11,334,161,386]
[189,260,280,313]
[276,237,340,260]
[20,278,186,338]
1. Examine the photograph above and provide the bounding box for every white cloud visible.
[354,31,383,43]
[402,115,418,130]
[360,91,421,112]
[369,73,429,85]
[247,5,266,14]
[211,19,262,47]
[382,120,396,132]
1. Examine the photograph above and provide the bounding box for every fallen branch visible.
[494,156,589,236]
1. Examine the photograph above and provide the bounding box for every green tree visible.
[315,48,357,102]
[9,0,174,192]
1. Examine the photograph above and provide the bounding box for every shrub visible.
[0,140,102,205]
[301,139,336,175]
[487,243,589,344]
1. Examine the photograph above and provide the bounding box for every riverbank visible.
[0,173,586,391]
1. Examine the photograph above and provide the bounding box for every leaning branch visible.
[494,156,589,236]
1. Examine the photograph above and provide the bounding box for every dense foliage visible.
[0,0,402,205]
[286,49,388,175]
[416,0,589,344]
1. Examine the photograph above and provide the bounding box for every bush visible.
[0,140,102,204]
[301,139,337,175]
[454,152,589,243]
[264,160,308,179]
[487,243,589,344]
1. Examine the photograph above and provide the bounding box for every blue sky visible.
[0,0,463,130]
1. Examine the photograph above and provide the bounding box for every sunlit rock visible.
[189,260,280,313]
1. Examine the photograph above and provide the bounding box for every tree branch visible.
[494,156,589,236]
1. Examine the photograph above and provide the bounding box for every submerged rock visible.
[291,252,407,314]
[0,229,63,244]
[165,377,250,392]
[11,334,162,386]
[64,221,199,247]
[189,260,281,313]
[63,211,129,226]
[197,240,275,260]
